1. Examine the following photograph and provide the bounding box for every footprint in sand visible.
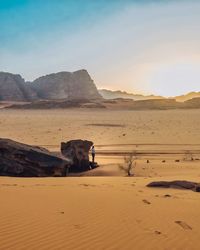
[154,230,162,235]
[175,221,192,230]
[74,224,82,229]
[2,184,17,187]
[142,199,151,205]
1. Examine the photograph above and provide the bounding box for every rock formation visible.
[0,70,102,102]
[0,138,70,177]
[147,180,200,192]
[7,99,106,109]
[0,72,37,101]
[31,70,102,100]
[61,139,93,172]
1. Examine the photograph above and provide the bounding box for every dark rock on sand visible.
[0,138,70,177]
[61,139,94,172]
[147,180,200,192]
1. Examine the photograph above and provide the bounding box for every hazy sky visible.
[0,0,200,96]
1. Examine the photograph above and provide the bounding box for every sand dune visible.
[0,176,200,250]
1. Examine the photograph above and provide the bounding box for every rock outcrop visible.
[61,140,93,172]
[0,72,37,101]
[147,180,200,192]
[0,138,70,177]
[132,99,181,110]
[7,99,106,109]
[31,70,102,100]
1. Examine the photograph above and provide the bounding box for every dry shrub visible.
[119,151,137,176]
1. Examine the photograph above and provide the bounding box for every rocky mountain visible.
[0,70,102,102]
[98,89,165,101]
[31,69,101,100]
[0,72,37,101]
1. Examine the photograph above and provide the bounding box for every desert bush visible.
[119,151,137,176]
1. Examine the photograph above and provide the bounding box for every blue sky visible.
[0,0,200,96]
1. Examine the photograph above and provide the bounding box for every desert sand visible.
[0,109,200,250]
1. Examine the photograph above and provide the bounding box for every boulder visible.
[61,140,93,172]
[0,138,70,177]
[147,180,200,192]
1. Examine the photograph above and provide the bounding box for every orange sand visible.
[0,109,200,250]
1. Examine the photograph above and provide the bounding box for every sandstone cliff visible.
[31,69,102,100]
[0,72,37,101]
[0,70,102,102]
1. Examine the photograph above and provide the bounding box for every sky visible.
[0,0,200,97]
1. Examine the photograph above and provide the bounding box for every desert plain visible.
[0,108,200,250]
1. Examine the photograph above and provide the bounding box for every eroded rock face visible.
[0,138,70,177]
[0,70,102,103]
[61,140,93,172]
[31,70,102,100]
[0,72,37,101]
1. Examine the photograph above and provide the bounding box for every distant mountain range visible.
[98,89,165,101]
[98,89,200,102]
[0,70,199,104]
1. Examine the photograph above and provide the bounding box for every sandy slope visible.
[0,176,200,250]
[0,109,200,250]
